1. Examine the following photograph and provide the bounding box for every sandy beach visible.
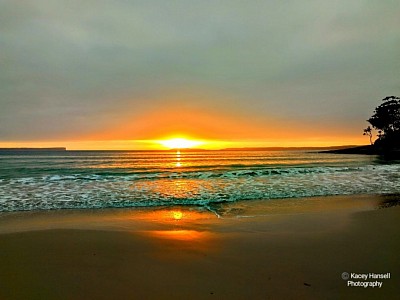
[0,194,399,300]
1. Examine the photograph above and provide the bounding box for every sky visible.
[1,0,399,149]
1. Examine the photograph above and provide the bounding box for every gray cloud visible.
[1,0,399,140]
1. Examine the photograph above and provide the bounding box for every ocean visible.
[0,150,399,212]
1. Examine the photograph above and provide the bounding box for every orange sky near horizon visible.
[0,136,368,151]
[0,93,373,149]
[0,92,371,150]
[0,118,368,150]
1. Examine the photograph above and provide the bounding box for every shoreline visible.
[0,193,397,234]
[1,194,399,299]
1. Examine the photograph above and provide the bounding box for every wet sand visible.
[0,194,399,299]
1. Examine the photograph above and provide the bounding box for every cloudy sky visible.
[1,0,399,149]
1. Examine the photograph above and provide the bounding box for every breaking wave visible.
[0,150,399,212]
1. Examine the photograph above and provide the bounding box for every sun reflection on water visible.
[175,150,181,167]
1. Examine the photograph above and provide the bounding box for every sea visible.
[0,150,399,212]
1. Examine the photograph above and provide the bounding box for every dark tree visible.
[367,96,400,149]
[363,126,373,145]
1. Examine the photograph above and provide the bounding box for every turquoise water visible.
[0,150,399,212]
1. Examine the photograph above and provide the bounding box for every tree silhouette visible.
[363,126,373,145]
[367,96,400,149]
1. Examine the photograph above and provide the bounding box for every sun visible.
[158,138,204,149]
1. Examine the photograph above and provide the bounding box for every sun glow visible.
[158,138,204,149]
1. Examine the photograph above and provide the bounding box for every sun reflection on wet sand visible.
[133,208,212,223]
[148,229,208,241]
[172,210,183,220]
[135,208,214,241]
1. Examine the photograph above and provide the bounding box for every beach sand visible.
[0,194,399,299]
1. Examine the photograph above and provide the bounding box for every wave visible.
[0,163,399,212]
[1,164,385,182]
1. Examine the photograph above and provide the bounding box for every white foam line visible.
[204,205,222,218]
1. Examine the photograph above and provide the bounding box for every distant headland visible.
[222,146,358,151]
[0,147,67,151]
[323,96,400,159]
[321,145,400,159]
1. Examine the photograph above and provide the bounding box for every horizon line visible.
[0,145,366,152]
